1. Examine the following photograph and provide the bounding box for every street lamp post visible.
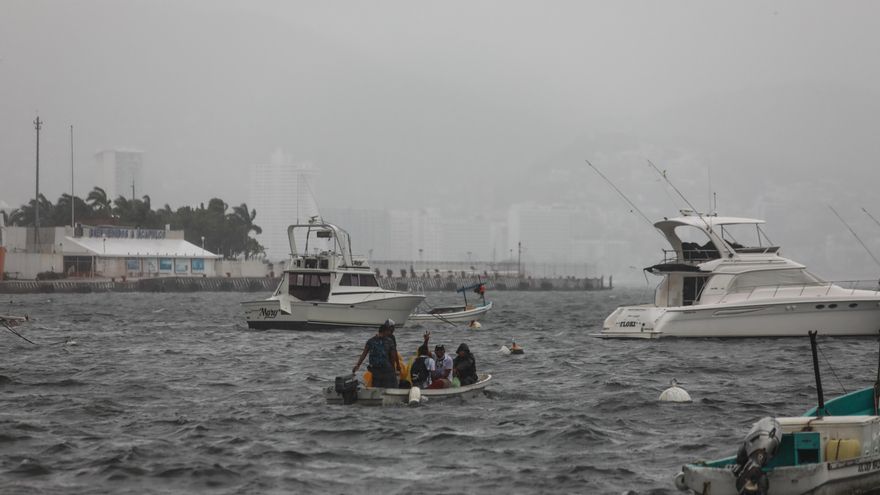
[201,236,205,251]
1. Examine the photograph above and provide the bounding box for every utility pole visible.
[131,178,135,201]
[34,116,42,248]
[70,125,75,227]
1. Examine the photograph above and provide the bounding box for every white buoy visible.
[659,379,692,403]
[499,345,511,355]
[408,386,421,406]
[468,320,481,329]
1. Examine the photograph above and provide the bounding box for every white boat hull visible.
[242,292,425,330]
[681,455,880,495]
[325,374,492,406]
[599,294,880,338]
[408,301,493,323]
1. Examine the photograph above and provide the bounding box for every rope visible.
[818,345,847,394]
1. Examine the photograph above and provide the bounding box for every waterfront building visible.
[1,225,222,279]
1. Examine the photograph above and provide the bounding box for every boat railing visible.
[715,279,880,304]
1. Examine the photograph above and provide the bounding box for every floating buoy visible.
[468,320,481,329]
[510,341,524,355]
[408,386,421,406]
[659,379,692,402]
[499,345,511,355]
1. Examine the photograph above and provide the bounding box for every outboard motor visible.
[334,374,359,405]
[733,417,782,495]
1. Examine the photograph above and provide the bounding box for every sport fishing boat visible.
[325,373,492,406]
[408,281,493,324]
[599,210,880,338]
[675,332,880,495]
[241,222,424,330]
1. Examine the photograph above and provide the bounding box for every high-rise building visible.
[248,149,319,261]
[95,149,144,201]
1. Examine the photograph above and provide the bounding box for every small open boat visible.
[409,282,493,324]
[325,373,492,406]
[1,314,34,345]
[675,332,880,494]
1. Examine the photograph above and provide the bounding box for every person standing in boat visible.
[453,343,478,386]
[352,322,399,388]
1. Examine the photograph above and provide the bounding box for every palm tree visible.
[86,187,112,218]
[231,203,263,260]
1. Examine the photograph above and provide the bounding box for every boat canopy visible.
[654,212,777,263]
[287,222,355,267]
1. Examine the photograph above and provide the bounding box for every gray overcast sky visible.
[3,1,880,277]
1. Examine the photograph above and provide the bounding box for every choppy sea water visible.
[2,288,879,494]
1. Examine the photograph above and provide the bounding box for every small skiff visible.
[408,301,494,324]
[675,332,880,495]
[325,373,492,406]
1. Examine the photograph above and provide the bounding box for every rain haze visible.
[3,1,880,283]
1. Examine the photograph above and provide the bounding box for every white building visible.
[95,149,144,201]
[1,225,222,279]
[248,150,319,261]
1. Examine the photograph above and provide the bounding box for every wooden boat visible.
[1,314,35,345]
[409,282,493,324]
[324,373,492,406]
[675,332,880,494]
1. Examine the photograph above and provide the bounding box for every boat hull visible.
[408,301,493,323]
[680,456,880,495]
[599,295,880,338]
[242,293,425,330]
[325,374,492,406]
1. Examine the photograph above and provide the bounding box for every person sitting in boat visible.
[453,343,478,386]
[428,344,454,389]
[352,323,400,388]
[410,344,436,389]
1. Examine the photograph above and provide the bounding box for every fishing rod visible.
[828,205,880,270]
[585,160,666,243]
[862,207,880,230]
[646,159,715,233]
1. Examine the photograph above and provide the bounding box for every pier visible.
[0,275,610,294]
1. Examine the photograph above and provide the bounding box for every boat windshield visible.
[718,223,777,253]
[728,269,823,292]
[673,226,720,261]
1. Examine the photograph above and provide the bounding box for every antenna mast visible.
[33,116,42,248]
[70,125,75,227]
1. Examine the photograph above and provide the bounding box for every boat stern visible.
[597,305,666,339]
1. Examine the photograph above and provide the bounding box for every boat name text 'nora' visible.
[259,308,279,319]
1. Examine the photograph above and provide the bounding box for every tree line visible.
[1,186,264,260]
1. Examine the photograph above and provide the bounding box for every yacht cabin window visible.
[339,273,379,287]
[289,272,332,301]
[728,269,822,292]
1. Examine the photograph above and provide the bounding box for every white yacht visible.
[599,211,880,338]
[242,222,424,330]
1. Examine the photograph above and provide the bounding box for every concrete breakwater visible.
[0,275,610,294]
